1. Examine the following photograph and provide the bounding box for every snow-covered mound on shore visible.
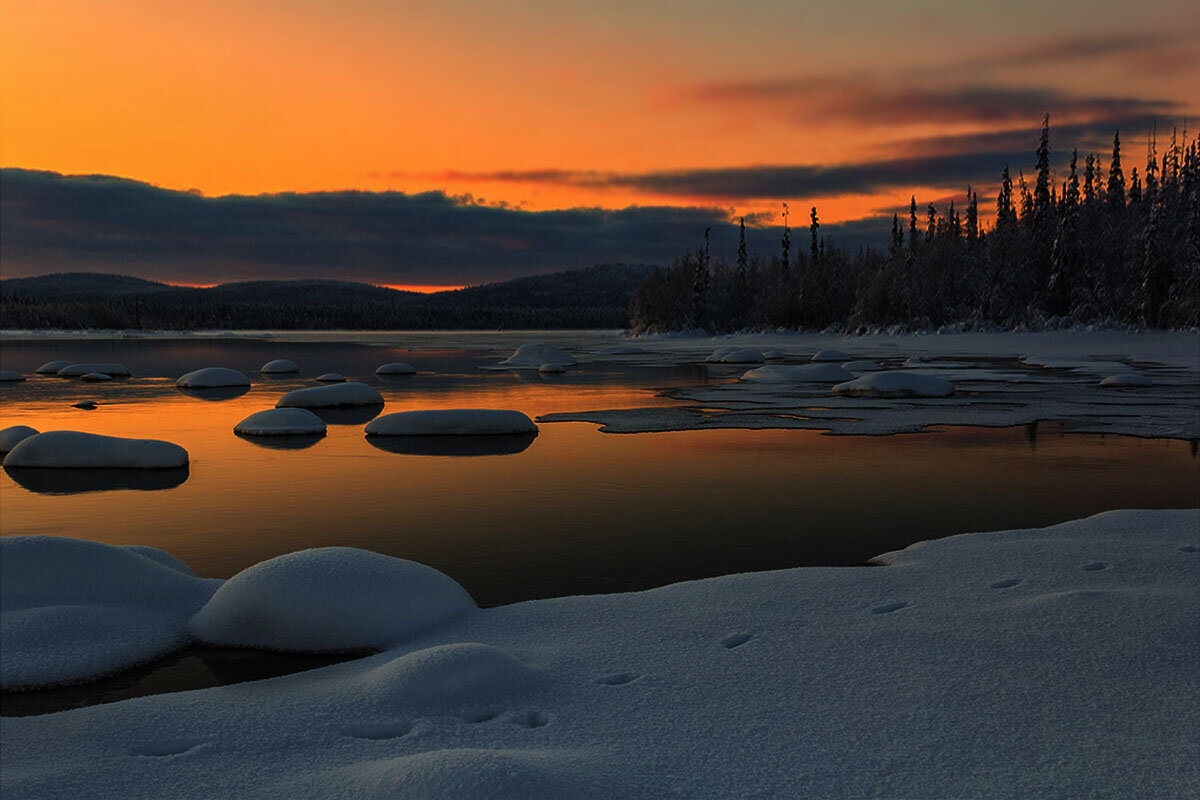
[260,359,299,374]
[176,367,251,388]
[190,548,476,652]
[0,425,39,453]
[0,536,218,689]
[0,370,25,382]
[56,363,130,377]
[276,382,383,409]
[493,343,578,368]
[706,347,764,363]
[811,349,851,362]
[833,371,954,398]
[35,360,73,374]
[365,409,538,436]
[375,362,416,375]
[1099,373,1153,387]
[234,408,327,436]
[3,431,189,468]
[740,364,853,383]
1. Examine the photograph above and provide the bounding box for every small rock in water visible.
[35,360,74,374]
[376,363,417,375]
[538,363,567,373]
[0,370,27,382]
[315,373,346,383]
[80,373,114,382]
[260,359,299,374]
[73,401,99,410]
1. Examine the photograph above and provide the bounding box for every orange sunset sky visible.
[2,0,1198,286]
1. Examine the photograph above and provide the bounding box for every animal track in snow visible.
[595,672,639,686]
[129,737,210,757]
[990,578,1024,589]
[342,721,412,740]
[1081,562,1109,571]
[720,632,753,649]
[871,601,909,615]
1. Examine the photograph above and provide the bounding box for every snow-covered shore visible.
[2,509,1197,799]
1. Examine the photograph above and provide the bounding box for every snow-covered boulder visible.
[842,360,882,371]
[276,382,383,409]
[708,348,764,364]
[235,408,327,436]
[190,548,476,651]
[3,431,189,468]
[494,342,577,368]
[176,367,251,388]
[0,426,39,454]
[375,362,416,375]
[260,359,299,374]
[1099,373,1153,387]
[596,345,646,356]
[365,409,538,436]
[0,536,216,689]
[741,364,854,383]
[811,349,852,362]
[538,363,567,373]
[80,372,113,382]
[315,373,346,382]
[56,363,130,377]
[832,371,954,398]
[0,370,25,382]
[35,360,73,374]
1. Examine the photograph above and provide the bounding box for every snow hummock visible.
[841,359,882,371]
[595,345,646,356]
[810,349,851,362]
[56,363,130,377]
[175,367,251,389]
[276,382,384,409]
[538,363,567,373]
[316,373,346,382]
[260,359,299,374]
[832,370,955,398]
[492,342,578,369]
[706,347,764,363]
[0,370,25,382]
[190,548,475,652]
[80,372,113,382]
[34,360,73,374]
[365,409,538,436]
[0,536,218,689]
[0,425,39,454]
[375,362,417,375]
[1099,373,1154,387]
[234,408,327,437]
[2,431,189,469]
[740,364,854,383]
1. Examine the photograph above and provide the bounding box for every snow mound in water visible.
[842,359,882,371]
[176,367,251,388]
[80,372,113,382]
[276,382,383,408]
[235,408,327,436]
[1099,373,1153,387]
[832,371,954,398]
[365,409,538,436]
[707,347,764,363]
[811,349,852,362]
[494,343,577,368]
[375,362,416,375]
[190,548,476,651]
[0,425,39,453]
[0,370,25,382]
[3,431,189,468]
[260,359,299,374]
[741,364,853,383]
[596,345,646,356]
[56,363,130,377]
[35,360,74,374]
[316,373,346,382]
[538,363,567,373]
[0,536,216,688]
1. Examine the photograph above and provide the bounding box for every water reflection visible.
[310,406,383,425]
[234,432,326,451]
[5,466,190,495]
[366,432,537,457]
[176,385,251,402]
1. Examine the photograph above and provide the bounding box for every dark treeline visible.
[630,119,1200,334]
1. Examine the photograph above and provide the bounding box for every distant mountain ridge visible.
[0,264,656,330]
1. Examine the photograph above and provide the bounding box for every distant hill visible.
[0,264,657,330]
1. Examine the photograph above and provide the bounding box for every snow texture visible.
[810,349,851,362]
[260,359,299,374]
[2,431,189,469]
[276,382,384,409]
[490,343,578,369]
[375,363,416,375]
[35,360,74,374]
[175,368,251,389]
[1,510,1196,799]
[316,373,346,382]
[190,548,476,652]
[56,363,130,377]
[234,408,327,437]
[739,364,853,383]
[365,409,538,436]
[0,425,39,453]
[0,370,25,382]
[832,370,955,398]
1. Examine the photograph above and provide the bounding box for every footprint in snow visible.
[990,578,1024,589]
[129,737,211,758]
[720,632,753,649]
[595,672,640,686]
[871,601,909,615]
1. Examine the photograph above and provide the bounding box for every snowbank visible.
[0,370,25,382]
[175,367,251,388]
[811,349,851,362]
[2,431,189,469]
[492,342,578,368]
[832,371,955,398]
[34,360,73,374]
[740,364,853,383]
[234,408,327,436]
[56,363,130,377]
[276,382,384,409]
[707,347,764,363]
[0,425,38,453]
[365,409,538,436]
[0,536,217,689]
[190,548,476,651]
[1099,373,1154,387]
[316,373,346,382]
[260,359,299,374]
[375,362,416,375]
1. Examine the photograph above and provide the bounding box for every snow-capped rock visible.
[538,363,567,373]
[708,348,764,364]
[741,364,854,383]
[493,342,578,368]
[80,372,114,382]
[176,367,251,388]
[903,356,932,367]
[1099,373,1154,387]
[3,431,189,468]
[316,373,346,382]
[276,382,384,409]
[0,370,26,382]
[35,360,73,374]
[260,359,299,374]
[56,363,130,377]
[832,371,955,398]
[811,349,852,362]
[761,349,785,359]
[365,409,538,436]
[234,408,328,436]
[0,426,39,454]
[842,360,882,371]
[375,362,417,375]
